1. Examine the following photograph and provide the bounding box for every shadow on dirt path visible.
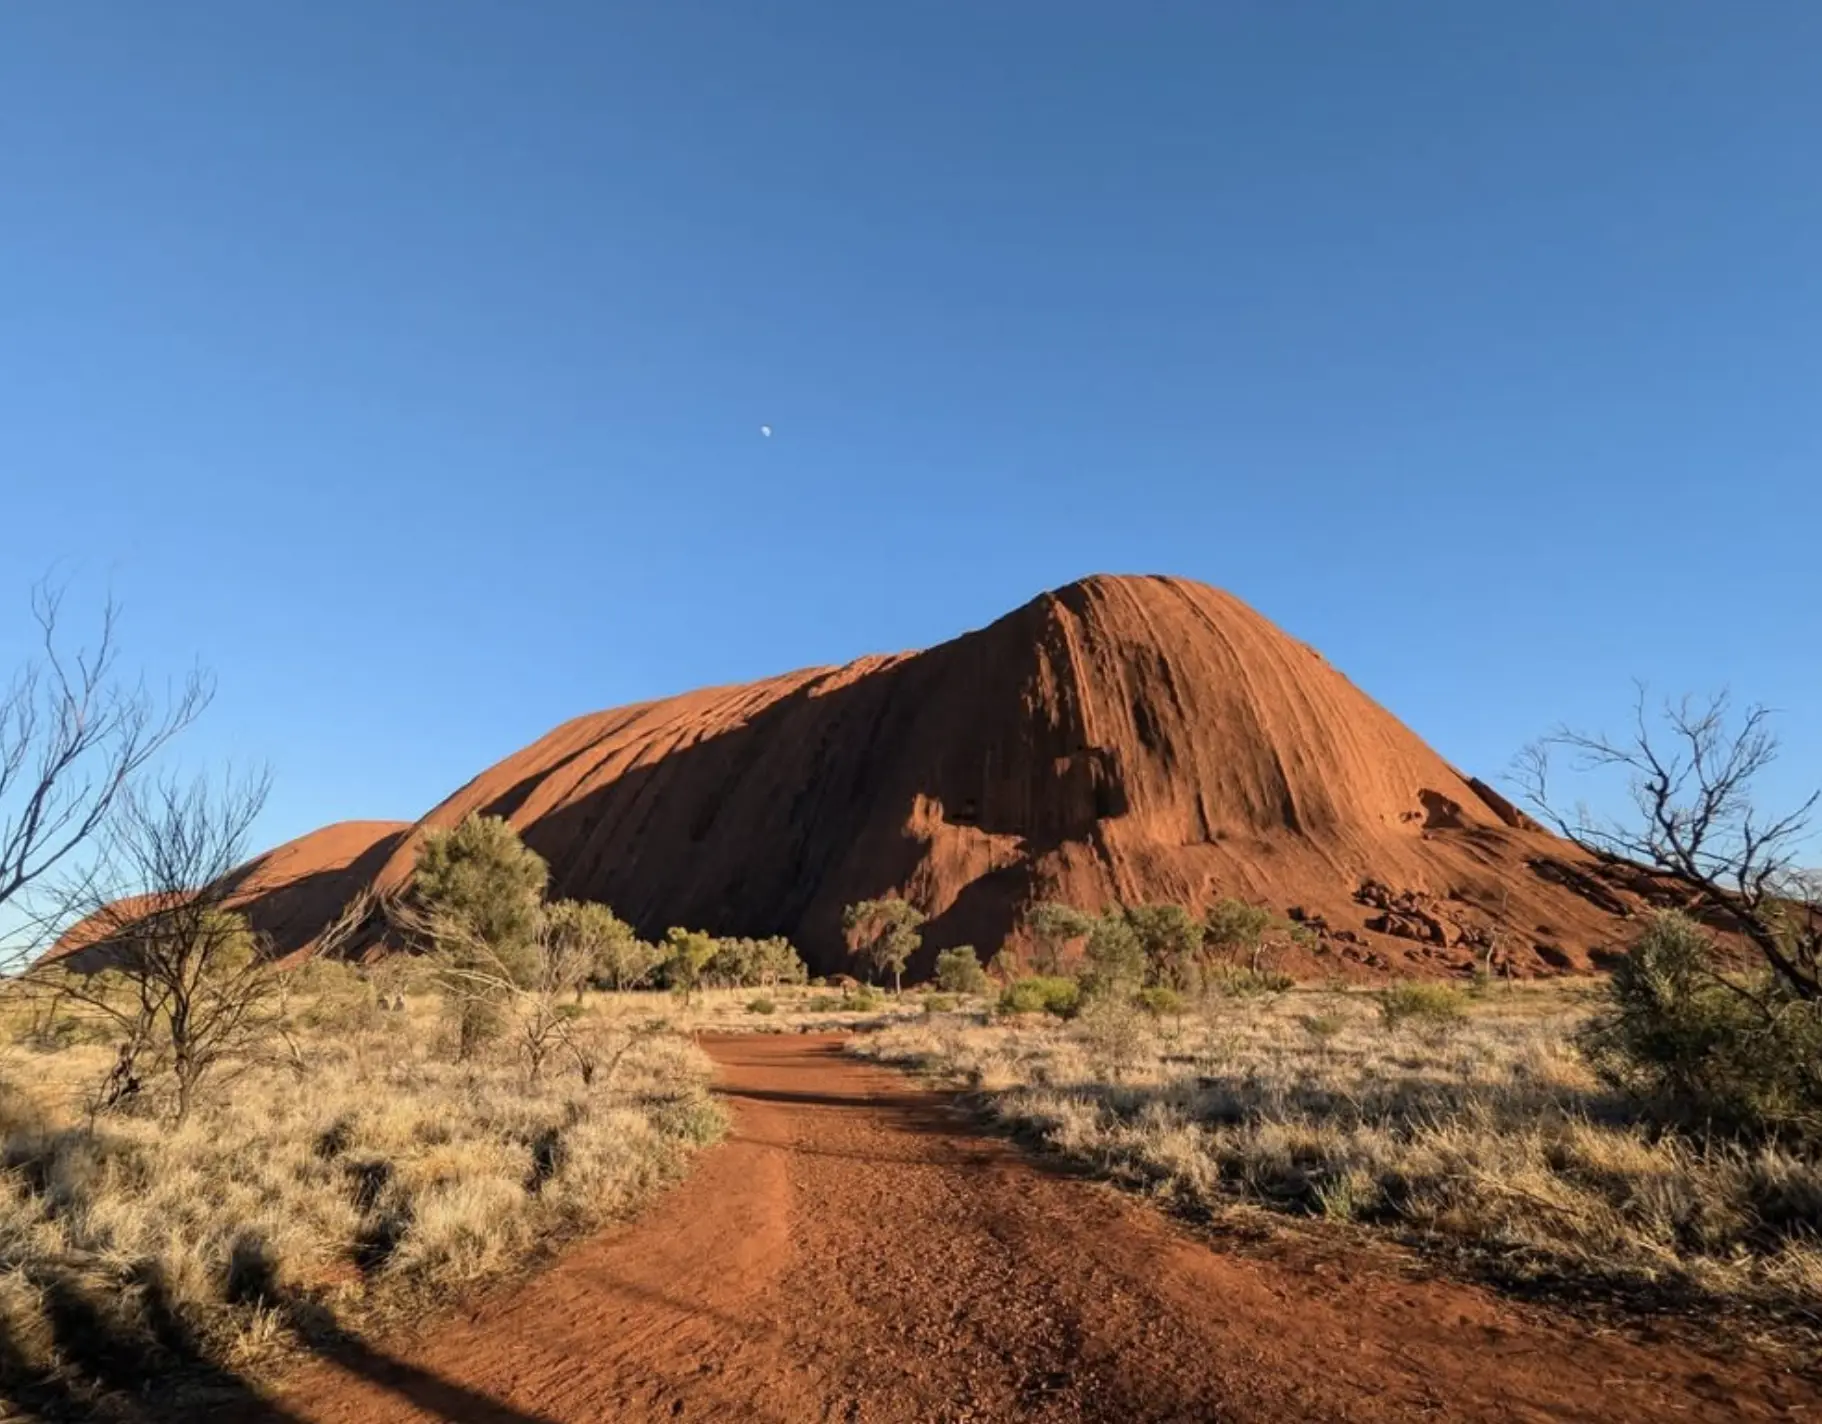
[242,1034,1817,1424]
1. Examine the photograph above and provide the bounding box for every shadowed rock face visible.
[50,820,412,971]
[220,573,1634,979]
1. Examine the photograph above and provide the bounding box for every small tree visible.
[409,815,549,1058]
[1024,901,1091,975]
[1122,903,1203,992]
[543,898,638,1001]
[516,913,597,1079]
[1204,898,1276,972]
[1078,910,1145,1001]
[30,769,288,1123]
[661,927,719,1006]
[751,935,808,989]
[933,945,988,996]
[842,898,925,992]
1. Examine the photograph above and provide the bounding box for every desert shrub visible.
[410,815,549,1057]
[1208,965,1296,997]
[1578,911,1822,1141]
[1080,997,1149,1073]
[807,994,840,1012]
[998,976,1082,1019]
[746,997,776,1016]
[1078,915,1145,1001]
[412,815,547,957]
[292,958,383,1031]
[1377,981,1468,1034]
[1024,902,1092,974]
[544,899,649,993]
[934,945,989,996]
[1122,904,1204,992]
[840,987,883,1012]
[922,993,958,1014]
[1204,898,1275,957]
[1135,986,1187,1019]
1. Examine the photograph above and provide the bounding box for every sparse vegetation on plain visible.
[855,975,1822,1324]
[0,968,723,1415]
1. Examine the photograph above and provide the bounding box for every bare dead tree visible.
[516,917,597,1080]
[385,896,619,1080]
[1,582,211,966]
[24,768,280,1122]
[1515,685,1821,1001]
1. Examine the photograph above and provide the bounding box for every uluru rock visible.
[215,573,1643,979]
[51,819,410,971]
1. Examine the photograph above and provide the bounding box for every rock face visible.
[52,820,412,971]
[229,573,1639,979]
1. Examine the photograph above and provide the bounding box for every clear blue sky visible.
[4,1,1818,855]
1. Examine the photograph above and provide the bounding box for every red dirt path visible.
[271,1035,1818,1423]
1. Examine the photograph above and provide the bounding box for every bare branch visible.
[1,581,213,964]
[1515,687,1821,1000]
[19,767,277,1121]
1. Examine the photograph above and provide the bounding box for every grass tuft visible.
[852,982,1822,1324]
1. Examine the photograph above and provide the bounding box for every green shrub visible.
[1376,981,1468,1033]
[1208,966,1296,997]
[1135,986,1187,1019]
[745,997,776,1016]
[921,993,957,1014]
[1204,898,1275,955]
[806,994,840,1012]
[1122,904,1203,992]
[1078,916,1145,1000]
[409,814,550,1058]
[840,987,883,1012]
[933,945,989,996]
[1578,911,1822,1141]
[998,976,1082,1019]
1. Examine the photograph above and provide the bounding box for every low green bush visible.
[1578,911,1822,1141]
[1376,981,1468,1033]
[998,976,1082,1019]
[1209,966,1296,998]
[921,993,957,1014]
[933,946,989,996]
[746,997,776,1015]
[806,994,841,1012]
[1135,986,1187,1019]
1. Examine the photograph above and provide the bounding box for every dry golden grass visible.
[854,982,1822,1324]
[0,973,725,1413]
[596,982,926,1035]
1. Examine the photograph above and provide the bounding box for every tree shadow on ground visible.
[0,1255,563,1424]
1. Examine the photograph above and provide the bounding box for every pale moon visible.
[760,424,773,438]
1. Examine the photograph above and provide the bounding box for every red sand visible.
[264,1035,1817,1424]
